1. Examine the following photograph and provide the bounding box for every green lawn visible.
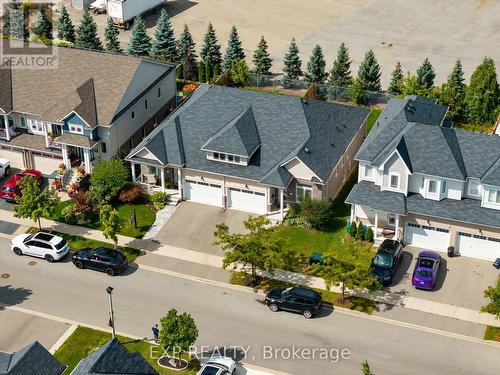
[54,326,200,375]
[51,200,156,239]
[366,108,382,134]
[484,326,500,342]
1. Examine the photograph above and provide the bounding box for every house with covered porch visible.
[0,45,176,176]
[126,84,370,219]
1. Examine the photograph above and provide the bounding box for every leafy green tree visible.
[283,38,302,80]
[223,26,245,71]
[90,159,129,203]
[214,216,290,281]
[127,17,151,56]
[362,360,375,375]
[57,5,75,43]
[200,22,222,68]
[304,44,327,84]
[104,17,122,53]
[253,36,273,75]
[358,50,381,92]
[388,61,404,96]
[150,9,177,62]
[177,24,197,80]
[33,6,53,41]
[416,57,436,90]
[401,72,428,97]
[159,309,199,364]
[481,281,500,319]
[349,77,366,104]
[14,176,60,230]
[465,57,500,125]
[299,197,331,230]
[99,204,122,247]
[437,60,466,122]
[3,0,27,40]
[231,59,249,85]
[76,10,102,50]
[329,42,352,87]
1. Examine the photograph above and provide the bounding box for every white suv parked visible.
[11,232,70,262]
[197,355,236,375]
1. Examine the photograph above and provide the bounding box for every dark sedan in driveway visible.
[72,247,128,276]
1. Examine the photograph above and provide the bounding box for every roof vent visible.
[304,147,310,153]
[330,142,335,147]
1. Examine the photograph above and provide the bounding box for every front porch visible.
[131,163,182,204]
[350,205,403,243]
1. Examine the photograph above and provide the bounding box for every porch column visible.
[374,212,379,239]
[279,188,284,220]
[43,122,49,148]
[131,163,136,182]
[4,116,10,141]
[62,145,70,169]
[394,214,400,240]
[177,168,182,198]
[83,148,91,173]
[350,205,355,223]
[160,168,165,192]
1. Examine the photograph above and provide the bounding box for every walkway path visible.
[2,209,499,328]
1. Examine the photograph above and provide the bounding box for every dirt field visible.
[62,0,500,87]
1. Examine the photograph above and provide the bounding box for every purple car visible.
[412,251,441,290]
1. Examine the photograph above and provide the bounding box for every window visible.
[296,185,313,201]
[20,117,26,128]
[389,174,399,189]
[219,153,226,161]
[487,189,500,204]
[427,180,437,193]
[157,87,162,98]
[441,180,447,194]
[234,156,240,163]
[131,111,135,120]
[145,100,148,110]
[30,119,43,132]
[101,142,107,153]
[364,165,374,178]
[213,152,219,160]
[69,124,83,134]
[227,155,234,162]
[468,180,480,196]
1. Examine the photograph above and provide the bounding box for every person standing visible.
[152,324,159,343]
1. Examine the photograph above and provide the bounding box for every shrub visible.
[90,159,129,203]
[182,83,197,96]
[119,183,142,203]
[61,203,77,224]
[72,191,93,222]
[349,221,357,238]
[300,197,331,230]
[150,191,169,210]
[365,227,374,242]
[356,223,365,241]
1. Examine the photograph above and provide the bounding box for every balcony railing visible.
[0,126,16,140]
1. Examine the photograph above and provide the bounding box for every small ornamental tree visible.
[231,59,249,86]
[355,223,365,241]
[99,204,122,248]
[177,24,197,80]
[388,61,404,96]
[150,9,177,62]
[223,25,245,71]
[283,38,302,80]
[329,42,353,87]
[127,17,151,56]
[89,159,129,203]
[416,57,436,90]
[362,360,375,375]
[304,44,328,84]
[358,50,381,92]
[14,176,60,230]
[349,221,357,238]
[300,197,331,230]
[253,36,272,75]
[104,17,122,53]
[159,309,199,364]
[480,281,500,320]
[57,5,75,43]
[200,22,222,69]
[33,6,53,41]
[76,10,102,50]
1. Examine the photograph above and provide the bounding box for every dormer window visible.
[389,173,400,189]
[487,189,500,204]
[209,152,245,165]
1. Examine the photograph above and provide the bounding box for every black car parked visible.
[72,247,128,276]
[265,287,322,319]
[370,239,403,285]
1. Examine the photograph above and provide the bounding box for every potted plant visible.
[52,179,62,191]
[76,166,85,181]
[58,163,66,175]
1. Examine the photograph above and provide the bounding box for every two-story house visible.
[0,45,177,175]
[126,84,370,219]
[346,95,500,261]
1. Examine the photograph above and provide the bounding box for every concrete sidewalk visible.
[3,209,499,328]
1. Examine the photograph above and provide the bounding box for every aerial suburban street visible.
[1,238,499,375]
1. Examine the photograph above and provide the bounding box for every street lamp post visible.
[106,286,115,339]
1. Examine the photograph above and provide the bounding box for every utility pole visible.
[106,286,115,338]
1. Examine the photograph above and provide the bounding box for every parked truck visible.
[107,0,165,29]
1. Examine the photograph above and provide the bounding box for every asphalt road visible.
[0,238,499,375]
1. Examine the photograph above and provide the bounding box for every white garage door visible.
[0,148,24,169]
[183,179,222,206]
[33,154,62,175]
[404,223,450,251]
[456,232,500,260]
[227,187,267,214]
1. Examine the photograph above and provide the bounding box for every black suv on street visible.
[265,287,323,319]
[370,239,403,285]
[72,247,128,276]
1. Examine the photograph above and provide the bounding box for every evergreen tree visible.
[252,36,272,75]
[104,17,122,53]
[388,61,404,96]
[33,6,53,41]
[197,61,204,83]
[57,5,75,43]
[304,44,327,84]
[76,10,102,50]
[3,0,27,40]
[127,17,151,57]
[177,24,198,80]
[329,42,352,87]
[150,9,177,62]
[282,38,302,80]
[465,57,500,125]
[416,57,435,90]
[437,60,466,122]
[223,26,245,71]
[358,50,381,92]
[200,22,222,68]
[449,59,465,97]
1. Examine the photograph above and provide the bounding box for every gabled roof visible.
[0,341,65,375]
[71,339,158,375]
[202,106,260,157]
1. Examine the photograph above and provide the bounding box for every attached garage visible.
[456,232,500,261]
[0,147,25,169]
[183,179,222,206]
[227,187,267,214]
[404,223,450,251]
[32,153,62,175]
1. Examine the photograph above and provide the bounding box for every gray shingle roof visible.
[345,180,407,215]
[0,341,66,375]
[71,339,158,375]
[127,85,369,188]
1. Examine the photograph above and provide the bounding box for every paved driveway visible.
[154,202,252,255]
[386,246,498,310]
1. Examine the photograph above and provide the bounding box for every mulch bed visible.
[158,356,189,371]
